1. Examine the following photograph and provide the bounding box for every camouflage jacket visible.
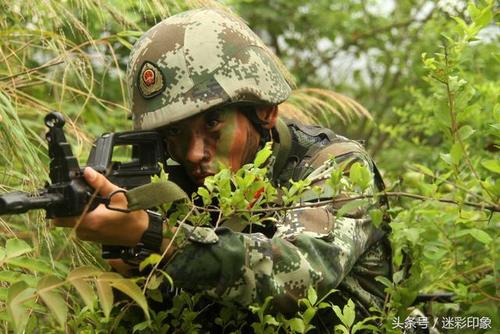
[163,118,392,324]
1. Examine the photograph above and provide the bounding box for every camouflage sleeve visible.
[164,143,386,312]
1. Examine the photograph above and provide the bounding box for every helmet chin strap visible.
[240,107,277,148]
[252,119,273,148]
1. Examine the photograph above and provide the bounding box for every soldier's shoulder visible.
[286,121,368,168]
[309,139,369,170]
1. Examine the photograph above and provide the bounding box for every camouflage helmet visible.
[127,8,292,130]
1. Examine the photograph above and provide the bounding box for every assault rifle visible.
[0,111,167,257]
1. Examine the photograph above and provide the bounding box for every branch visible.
[192,191,500,214]
[443,46,495,200]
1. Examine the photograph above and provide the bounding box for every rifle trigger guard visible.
[105,189,131,213]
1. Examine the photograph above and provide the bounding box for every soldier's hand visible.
[53,167,148,246]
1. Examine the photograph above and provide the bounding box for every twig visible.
[0,60,65,82]
[407,166,491,204]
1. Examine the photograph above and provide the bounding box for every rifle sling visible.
[125,181,188,211]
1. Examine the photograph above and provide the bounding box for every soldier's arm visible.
[162,144,386,312]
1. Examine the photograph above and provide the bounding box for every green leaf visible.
[343,299,356,328]
[263,314,279,326]
[307,286,317,305]
[440,153,452,165]
[352,322,380,334]
[0,287,7,301]
[349,162,371,191]
[467,2,480,20]
[369,209,383,227]
[336,199,368,218]
[37,275,67,328]
[71,278,96,311]
[253,142,272,167]
[6,239,32,258]
[145,274,162,290]
[392,270,405,285]
[481,160,500,174]
[374,276,393,288]
[67,266,102,280]
[405,228,423,245]
[0,271,21,284]
[414,163,434,177]
[334,324,350,334]
[423,246,448,261]
[197,187,211,206]
[397,287,419,307]
[302,307,316,325]
[6,257,53,274]
[117,30,144,37]
[66,266,100,311]
[106,274,150,320]
[158,270,174,288]
[452,16,468,30]
[133,320,151,333]
[139,253,162,272]
[481,179,500,197]
[457,125,475,141]
[117,36,133,49]
[332,305,346,327]
[450,142,463,165]
[287,317,305,333]
[318,302,331,309]
[7,281,34,334]
[472,3,493,28]
[95,276,114,319]
[467,228,493,245]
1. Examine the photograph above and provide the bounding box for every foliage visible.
[377,2,499,332]
[0,0,498,333]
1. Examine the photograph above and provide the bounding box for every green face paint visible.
[162,108,261,185]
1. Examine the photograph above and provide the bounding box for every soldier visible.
[55,8,391,331]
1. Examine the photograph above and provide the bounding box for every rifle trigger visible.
[104,189,131,213]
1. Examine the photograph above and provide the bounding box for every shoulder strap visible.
[273,118,292,176]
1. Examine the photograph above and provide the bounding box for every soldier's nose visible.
[186,135,206,164]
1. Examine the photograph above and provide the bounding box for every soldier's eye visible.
[206,119,220,129]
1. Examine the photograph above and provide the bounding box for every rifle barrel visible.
[0,191,64,215]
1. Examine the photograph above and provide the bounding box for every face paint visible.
[162,108,261,186]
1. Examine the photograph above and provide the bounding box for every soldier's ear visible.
[255,105,278,129]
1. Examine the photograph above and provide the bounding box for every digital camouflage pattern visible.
[127,9,292,130]
[164,120,391,323]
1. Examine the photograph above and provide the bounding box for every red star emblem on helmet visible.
[143,69,155,86]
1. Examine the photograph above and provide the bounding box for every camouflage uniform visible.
[163,119,392,325]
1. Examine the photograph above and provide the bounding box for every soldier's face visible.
[161,108,264,186]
